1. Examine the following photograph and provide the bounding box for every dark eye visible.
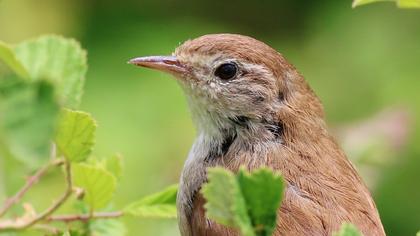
[214,62,238,80]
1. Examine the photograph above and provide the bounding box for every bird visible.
[129,34,386,236]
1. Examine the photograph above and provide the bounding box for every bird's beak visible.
[128,55,188,77]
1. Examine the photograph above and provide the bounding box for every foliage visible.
[0,35,178,235]
[124,184,178,218]
[13,35,87,108]
[352,0,420,8]
[0,77,59,166]
[237,168,284,236]
[202,167,284,236]
[202,168,254,235]
[55,109,96,162]
[72,163,117,210]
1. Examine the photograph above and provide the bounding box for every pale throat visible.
[185,92,283,151]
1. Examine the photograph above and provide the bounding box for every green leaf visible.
[72,163,117,210]
[0,77,59,166]
[333,223,363,236]
[237,168,284,236]
[105,154,123,181]
[352,0,420,8]
[202,168,285,236]
[397,0,420,8]
[13,35,87,108]
[124,184,178,218]
[55,109,96,162]
[89,219,126,236]
[202,168,254,236]
[416,231,420,236]
[0,41,29,78]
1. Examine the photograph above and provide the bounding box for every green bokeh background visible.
[0,0,419,235]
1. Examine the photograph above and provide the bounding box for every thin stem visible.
[46,211,124,223]
[26,162,73,227]
[0,159,63,218]
[0,161,72,231]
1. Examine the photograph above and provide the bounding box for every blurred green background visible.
[0,0,419,235]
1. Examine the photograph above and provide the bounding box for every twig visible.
[0,161,72,231]
[25,162,73,227]
[46,211,124,223]
[0,159,63,218]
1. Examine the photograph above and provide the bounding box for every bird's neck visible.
[186,107,285,168]
[190,103,281,143]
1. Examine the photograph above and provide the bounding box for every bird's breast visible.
[177,131,386,236]
[177,133,282,236]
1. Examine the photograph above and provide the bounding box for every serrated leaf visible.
[105,154,123,181]
[0,77,59,166]
[0,41,29,78]
[202,168,254,236]
[237,168,284,236]
[55,109,96,162]
[352,0,420,8]
[333,223,363,236]
[124,184,178,218]
[202,168,285,236]
[72,163,116,210]
[89,219,126,236]
[13,35,87,108]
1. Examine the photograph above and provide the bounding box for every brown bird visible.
[130,34,385,236]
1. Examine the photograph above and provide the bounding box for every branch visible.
[0,159,63,218]
[0,161,72,231]
[46,211,123,223]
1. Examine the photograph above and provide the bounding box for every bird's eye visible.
[214,62,238,80]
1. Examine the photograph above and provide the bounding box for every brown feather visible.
[173,34,385,236]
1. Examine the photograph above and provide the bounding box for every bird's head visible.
[130,34,324,140]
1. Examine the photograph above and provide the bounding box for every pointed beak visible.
[128,55,188,77]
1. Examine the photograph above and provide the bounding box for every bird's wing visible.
[269,138,386,236]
